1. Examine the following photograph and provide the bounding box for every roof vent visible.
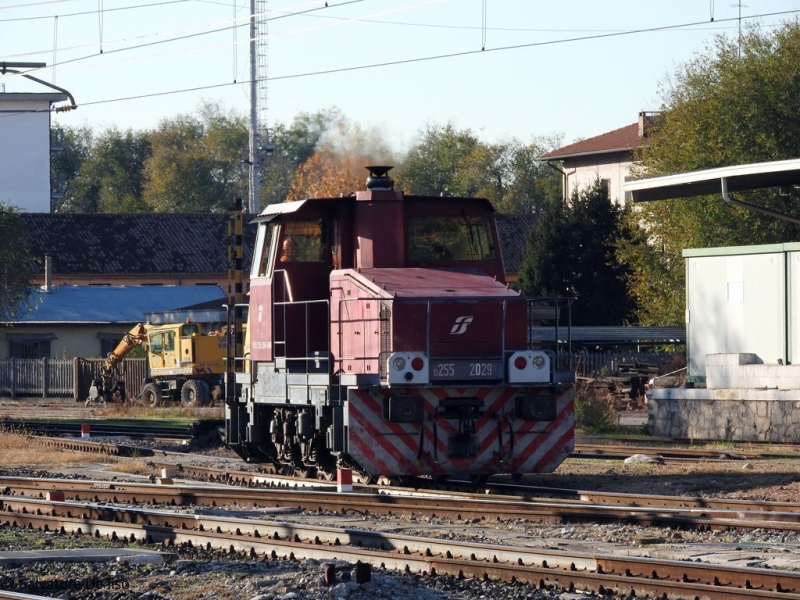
[365,166,394,191]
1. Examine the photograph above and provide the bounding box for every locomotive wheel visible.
[181,379,210,407]
[355,472,375,485]
[140,383,162,407]
[319,469,336,482]
[294,466,316,479]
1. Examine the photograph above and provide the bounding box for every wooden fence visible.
[0,352,671,399]
[0,358,148,400]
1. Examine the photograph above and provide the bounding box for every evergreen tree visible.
[518,180,633,326]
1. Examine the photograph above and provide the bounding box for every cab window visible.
[149,332,163,354]
[163,331,175,352]
[255,222,277,277]
[279,220,323,263]
[408,216,495,262]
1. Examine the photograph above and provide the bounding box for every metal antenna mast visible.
[248,0,270,214]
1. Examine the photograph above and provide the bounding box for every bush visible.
[574,380,617,433]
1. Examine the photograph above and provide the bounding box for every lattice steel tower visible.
[248,0,270,214]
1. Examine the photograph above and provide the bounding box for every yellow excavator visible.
[87,320,229,407]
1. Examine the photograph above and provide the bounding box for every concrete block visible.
[779,377,800,390]
[739,353,762,365]
[707,354,739,367]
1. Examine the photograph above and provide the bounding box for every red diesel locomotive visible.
[225,167,575,483]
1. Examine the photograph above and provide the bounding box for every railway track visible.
[3,473,800,533]
[0,419,223,441]
[0,492,797,600]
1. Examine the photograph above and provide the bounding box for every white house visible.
[540,111,660,206]
[0,92,67,213]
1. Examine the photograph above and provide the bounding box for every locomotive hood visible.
[330,267,528,362]
[335,267,520,299]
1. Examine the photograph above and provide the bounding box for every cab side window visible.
[280,220,323,263]
[150,332,163,354]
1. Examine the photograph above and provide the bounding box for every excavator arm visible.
[88,323,148,404]
[102,323,148,375]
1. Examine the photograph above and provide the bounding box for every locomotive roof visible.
[251,193,496,223]
[339,268,520,299]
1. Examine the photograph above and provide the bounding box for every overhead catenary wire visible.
[0,8,797,120]
[2,0,363,66]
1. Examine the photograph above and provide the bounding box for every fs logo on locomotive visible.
[450,316,474,335]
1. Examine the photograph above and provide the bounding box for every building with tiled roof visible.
[5,210,533,360]
[495,213,536,282]
[20,213,257,287]
[540,111,660,206]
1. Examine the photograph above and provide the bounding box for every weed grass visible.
[0,428,120,467]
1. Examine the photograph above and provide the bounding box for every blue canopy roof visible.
[7,285,226,324]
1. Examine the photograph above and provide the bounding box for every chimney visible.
[43,253,52,292]
[638,111,662,139]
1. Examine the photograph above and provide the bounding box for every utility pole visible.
[248,0,259,215]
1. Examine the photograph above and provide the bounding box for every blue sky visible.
[2,0,799,153]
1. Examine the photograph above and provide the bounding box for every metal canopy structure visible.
[624,158,800,202]
[623,158,800,225]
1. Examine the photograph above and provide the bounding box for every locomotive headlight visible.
[508,350,551,384]
[385,352,430,386]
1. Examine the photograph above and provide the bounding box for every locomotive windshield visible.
[408,216,495,262]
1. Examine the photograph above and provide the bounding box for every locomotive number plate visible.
[430,360,503,381]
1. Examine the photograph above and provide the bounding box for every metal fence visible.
[0,352,671,399]
[0,358,147,400]
[568,351,670,378]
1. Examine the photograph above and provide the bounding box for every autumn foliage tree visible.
[286,121,395,200]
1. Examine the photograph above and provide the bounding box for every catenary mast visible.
[248,0,269,214]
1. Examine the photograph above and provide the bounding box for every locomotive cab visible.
[226,167,575,483]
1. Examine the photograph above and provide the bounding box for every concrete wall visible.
[0,324,134,360]
[647,389,800,442]
[0,94,57,213]
[649,354,800,441]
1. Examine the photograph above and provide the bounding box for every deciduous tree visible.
[626,19,800,324]
[0,204,37,320]
[143,104,248,213]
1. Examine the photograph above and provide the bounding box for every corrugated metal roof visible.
[531,326,685,345]
[6,285,226,324]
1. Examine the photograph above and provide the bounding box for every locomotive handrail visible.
[271,267,331,371]
[333,295,514,382]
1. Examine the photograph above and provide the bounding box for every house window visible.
[100,337,122,358]
[8,334,56,358]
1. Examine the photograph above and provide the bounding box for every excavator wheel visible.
[181,379,210,407]
[140,383,162,407]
